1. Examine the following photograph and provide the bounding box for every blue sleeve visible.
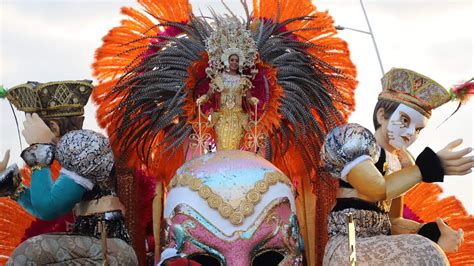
[17,187,35,214]
[26,167,87,220]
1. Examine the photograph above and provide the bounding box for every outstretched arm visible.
[346,160,423,201]
[348,140,473,202]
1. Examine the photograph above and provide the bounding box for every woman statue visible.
[320,68,472,265]
[1,114,137,265]
[196,51,259,151]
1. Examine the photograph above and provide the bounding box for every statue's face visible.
[228,54,239,72]
[385,104,428,149]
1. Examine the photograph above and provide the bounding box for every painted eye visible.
[401,116,409,126]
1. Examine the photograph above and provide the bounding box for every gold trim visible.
[167,197,291,241]
[169,171,293,225]
[10,183,26,201]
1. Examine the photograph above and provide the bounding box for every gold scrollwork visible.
[230,212,245,225]
[169,171,292,225]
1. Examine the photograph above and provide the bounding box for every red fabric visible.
[165,257,202,266]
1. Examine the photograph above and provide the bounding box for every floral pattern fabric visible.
[7,233,137,265]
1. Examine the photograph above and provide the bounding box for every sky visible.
[0,0,473,212]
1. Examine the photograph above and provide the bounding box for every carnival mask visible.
[386,104,428,150]
[160,150,304,266]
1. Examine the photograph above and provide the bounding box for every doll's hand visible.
[196,95,209,105]
[437,139,473,176]
[0,150,10,172]
[436,218,464,253]
[250,97,259,106]
[22,113,55,145]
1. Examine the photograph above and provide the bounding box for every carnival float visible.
[0,0,473,265]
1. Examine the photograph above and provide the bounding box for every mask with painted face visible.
[386,104,428,150]
[160,150,304,266]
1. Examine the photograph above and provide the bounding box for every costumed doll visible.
[0,81,136,265]
[321,68,473,265]
[0,81,93,262]
[0,82,137,264]
[196,52,259,151]
[91,0,358,264]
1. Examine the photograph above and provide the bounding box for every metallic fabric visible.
[55,130,114,185]
[321,123,380,180]
[20,143,55,168]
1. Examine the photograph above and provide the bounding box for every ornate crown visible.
[6,80,93,118]
[378,68,451,118]
[205,16,257,77]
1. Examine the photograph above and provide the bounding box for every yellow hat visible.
[378,68,450,118]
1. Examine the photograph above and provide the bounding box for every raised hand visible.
[437,139,473,176]
[436,217,464,253]
[196,95,209,106]
[0,150,10,171]
[22,113,55,145]
[250,97,259,106]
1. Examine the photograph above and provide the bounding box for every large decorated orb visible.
[162,150,304,265]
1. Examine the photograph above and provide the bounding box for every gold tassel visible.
[99,220,109,266]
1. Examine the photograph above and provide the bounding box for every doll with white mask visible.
[385,104,428,150]
[321,68,473,265]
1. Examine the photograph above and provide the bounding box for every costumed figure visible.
[91,0,358,264]
[0,81,93,263]
[321,68,473,265]
[0,83,137,264]
[195,22,259,151]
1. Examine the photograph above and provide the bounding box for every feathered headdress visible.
[92,1,358,263]
[93,0,357,180]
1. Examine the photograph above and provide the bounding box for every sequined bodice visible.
[219,73,244,110]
